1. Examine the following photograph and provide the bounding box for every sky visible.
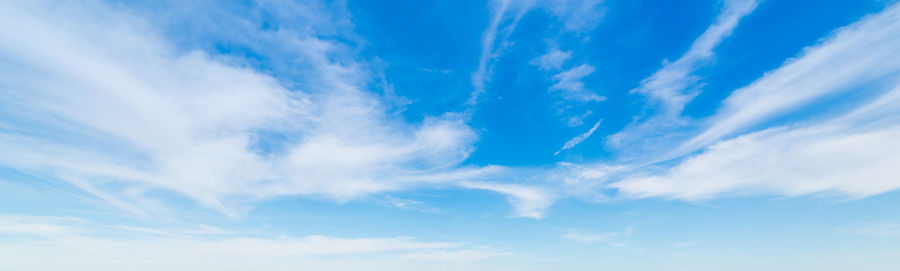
[2,0,900,270]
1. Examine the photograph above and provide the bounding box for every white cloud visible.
[0,216,82,236]
[607,0,757,158]
[612,82,900,200]
[380,196,444,214]
[180,236,456,256]
[402,249,512,261]
[612,123,900,200]
[848,224,900,237]
[671,242,696,247]
[602,3,900,202]
[565,110,593,127]
[469,0,535,105]
[0,215,509,271]
[470,0,605,108]
[563,231,617,243]
[550,64,605,102]
[543,0,606,32]
[631,0,758,113]
[531,47,572,71]
[458,181,555,219]
[679,2,900,154]
[0,0,499,217]
[563,227,632,243]
[0,235,462,270]
[555,120,602,155]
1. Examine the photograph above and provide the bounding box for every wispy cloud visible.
[550,64,606,102]
[602,2,900,202]
[402,249,512,261]
[631,0,758,113]
[563,227,632,243]
[380,196,444,214]
[565,110,594,127]
[0,234,462,270]
[0,216,83,236]
[612,80,900,200]
[458,181,554,219]
[0,0,506,217]
[678,2,900,154]
[544,0,606,32]
[531,47,572,71]
[671,242,696,247]
[0,215,230,238]
[469,0,535,105]
[607,0,758,158]
[468,0,607,104]
[847,223,900,237]
[555,120,602,155]
[0,215,495,270]
[526,0,607,130]
[532,46,603,127]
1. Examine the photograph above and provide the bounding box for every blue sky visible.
[2,0,900,270]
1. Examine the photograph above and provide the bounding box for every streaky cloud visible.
[550,64,606,102]
[631,0,759,113]
[458,180,554,219]
[678,2,900,154]
[0,0,496,217]
[555,120,602,155]
[468,0,534,105]
[607,0,758,159]
[611,2,900,199]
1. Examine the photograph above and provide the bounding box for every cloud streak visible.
[610,4,900,200]
[0,215,510,270]
[631,0,758,113]
[555,120,602,155]
[550,64,605,102]
[679,2,900,153]
[606,0,758,159]
[563,227,632,243]
[469,0,534,105]
[0,0,501,217]
[458,181,554,219]
[613,82,900,200]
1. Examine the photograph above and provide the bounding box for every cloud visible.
[182,236,456,256]
[550,64,605,102]
[380,196,444,214]
[555,120,602,155]
[458,181,555,219]
[0,0,499,217]
[612,82,900,200]
[468,0,606,105]
[563,227,632,243]
[401,249,512,261]
[0,215,510,270]
[8,235,456,256]
[108,225,232,237]
[848,223,900,237]
[607,0,757,158]
[631,0,758,113]
[604,3,900,202]
[678,2,900,154]
[565,110,594,127]
[469,0,535,105]
[0,216,83,236]
[671,242,696,247]
[531,47,572,71]
[0,215,224,238]
[0,235,462,270]
[543,0,606,32]
[608,2,900,201]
